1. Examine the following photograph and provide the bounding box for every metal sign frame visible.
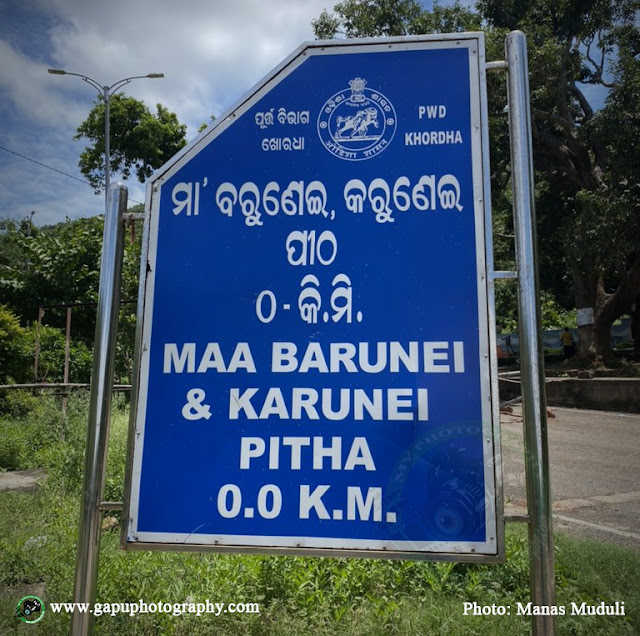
[121,32,504,563]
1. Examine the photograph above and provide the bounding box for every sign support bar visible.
[71,184,128,636]
[505,31,556,636]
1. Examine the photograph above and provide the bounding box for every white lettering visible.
[228,387,429,421]
[240,437,265,469]
[272,342,298,372]
[424,342,450,372]
[164,342,256,374]
[229,388,259,419]
[344,437,376,470]
[313,436,341,470]
[259,387,289,419]
[300,485,330,519]
[270,341,465,375]
[291,388,320,419]
[240,436,376,471]
[347,486,382,521]
[282,437,311,469]
[299,342,329,373]
[163,343,195,373]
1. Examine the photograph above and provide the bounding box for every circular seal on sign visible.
[317,77,396,161]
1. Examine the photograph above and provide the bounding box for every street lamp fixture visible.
[47,68,164,203]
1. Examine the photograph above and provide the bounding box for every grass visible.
[0,392,639,634]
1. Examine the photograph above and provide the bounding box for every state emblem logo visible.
[317,77,397,161]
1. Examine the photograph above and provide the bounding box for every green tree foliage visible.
[0,212,143,383]
[0,305,31,384]
[0,216,104,340]
[30,324,93,383]
[117,204,144,381]
[480,0,640,359]
[74,94,187,193]
[313,0,480,38]
[0,217,36,274]
[312,0,640,360]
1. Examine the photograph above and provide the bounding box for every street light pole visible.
[103,84,109,198]
[47,69,162,636]
[47,69,164,206]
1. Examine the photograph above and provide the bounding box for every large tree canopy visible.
[313,0,481,38]
[74,95,187,193]
[313,0,640,360]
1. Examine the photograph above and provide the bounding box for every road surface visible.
[501,405,640,552]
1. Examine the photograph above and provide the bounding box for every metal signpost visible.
[73,184,128,636]
[123,33,503,561]
[505,31,555,635]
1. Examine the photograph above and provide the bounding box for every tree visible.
[313,0,480,38]
[312,0,640,361]
[0,212,143,382]
[589,18,640,355]
[0,217,37,273]
[0,216,104,337]
[480,0,640,359]
[74,95,187,193]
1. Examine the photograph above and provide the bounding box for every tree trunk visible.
[572,266,600,359]
[573,255,640,362]
[631,295,640,354]
[577,321,612,362]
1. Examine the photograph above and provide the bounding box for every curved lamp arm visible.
[47,68,164,196]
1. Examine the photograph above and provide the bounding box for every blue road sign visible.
[126,34,501,558]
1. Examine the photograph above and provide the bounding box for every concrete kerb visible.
[499,373,640,414]
[0,469,47,493]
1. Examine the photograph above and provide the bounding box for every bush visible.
[0,304,31,384]
[0,388,40,418]
[28,324,93,384]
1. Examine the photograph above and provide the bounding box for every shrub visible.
[0,304,31,384]
[27,324,93,384]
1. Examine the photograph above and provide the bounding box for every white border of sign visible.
[123,32,504,562]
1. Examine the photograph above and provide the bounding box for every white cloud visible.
[44,0,329,135]
[1,0,331,225]
[0,39,87,128]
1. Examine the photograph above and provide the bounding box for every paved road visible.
[501,405,640,552]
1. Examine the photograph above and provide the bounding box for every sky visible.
[0,0,609,228]
[0,0,348,226]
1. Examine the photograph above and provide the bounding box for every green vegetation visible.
[0,394,638,634]
[0,213,143,390]
[75,95,187,194]
[0,305,32,385]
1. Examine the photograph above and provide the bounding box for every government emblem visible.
[317,77,397,161]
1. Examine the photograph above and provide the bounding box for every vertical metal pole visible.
[34,306,43,381]
[103,86,110,201]
[62,305,72,418]
[64,306,72,384]
[71,184,127,636]
[505,31,555,635]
